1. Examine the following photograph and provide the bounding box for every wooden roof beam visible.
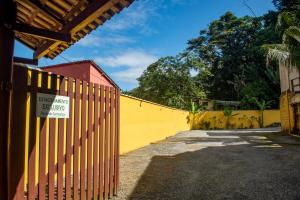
[12,23,71,42]
[34,0,112,59]
[13,56,38,66]
[20,0,65,25]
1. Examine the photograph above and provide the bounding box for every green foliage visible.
[252,98,274,111]
[129,56,206,110]
[190,101,200,114]
[129,8,282,110]
[248,97,274,127]
[273,0,300,11]
[223,108,239,129]
[223,108,234,118]
[267,0,300,68]
[184,11,281,106]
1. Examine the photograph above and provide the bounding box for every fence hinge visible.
[0,81,12,91]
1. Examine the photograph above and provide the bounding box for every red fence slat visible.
[109,88,115,197]
[117,90,120,191]
[73,79,81,200]
[66,77,74,199]
[114,89,120,195]
[38,72,48,200]
[104,86,109,199]
[80,81,88,200]
[99,85,105,200]
[57,77,66,200]
[28,70,38,200]
[87,83,93,200]
[48,74,58,200]
[93,84,100,199]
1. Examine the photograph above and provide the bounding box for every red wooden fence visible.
[8,66,120,200]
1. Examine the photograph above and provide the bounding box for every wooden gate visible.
[8,66,120,200]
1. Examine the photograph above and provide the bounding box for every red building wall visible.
[42,60,116,87]
[90,64,112,86]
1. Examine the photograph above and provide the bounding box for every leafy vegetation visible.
[223,108,239,129]
[130,56,206,109]
[266,0,300,69]
[128,0,296,110]
[251,97,274,127]
[189,101,200,114]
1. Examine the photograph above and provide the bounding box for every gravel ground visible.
[113,128,300,200]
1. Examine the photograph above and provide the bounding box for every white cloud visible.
[103,0,162,34]
[77,34,134,47]
[112,68,145,84]
[95,51,157,68]
[94,50,157,84]
[103,0,196,35]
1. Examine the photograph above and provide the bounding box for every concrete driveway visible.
[114,128,300,200]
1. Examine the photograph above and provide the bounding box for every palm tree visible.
[223,108,239,129]
[266,3,300,68]
[252,98,273,128]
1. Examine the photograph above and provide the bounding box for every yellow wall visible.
[119,95,281,154]
[120,95,190,154]
[190,110,280,130]
[280,92,294,133]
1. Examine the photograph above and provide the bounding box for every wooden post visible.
[0,0,16,199]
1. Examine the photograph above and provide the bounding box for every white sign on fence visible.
[36,93,70,118]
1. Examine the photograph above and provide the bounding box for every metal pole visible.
[0,0,16,199]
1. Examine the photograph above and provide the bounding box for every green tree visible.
[184,12,281,107]
[266,0,300,68]
[223,108,238,129]
[130,10,282,110]
[129,56,206,109]
[251,97,274,127]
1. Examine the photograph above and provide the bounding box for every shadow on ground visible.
[127,129,300,200]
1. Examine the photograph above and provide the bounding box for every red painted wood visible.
[87,83,93,199]
[8,67,120,200]
[66,77,74,199]
[9,66,28,200]
[116,90,120,191]
[57,77,66,200]
[109,88,115,197]
[28,70,38,200]
[80,81,88,200]
[99,85,105,200]
[114,90,120,195]
[73,79,81,200]
[93,84,100,199]
[57,77,66,199]
[38,72,48,200]
[48,74,58,200]
[0,2,15,198]
[104,86,109,199]
[7,66,120,199]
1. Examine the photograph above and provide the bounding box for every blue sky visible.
[14,0,275,90]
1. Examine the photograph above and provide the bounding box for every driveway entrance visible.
[114,128,300,200]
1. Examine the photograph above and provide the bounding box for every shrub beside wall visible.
[189,110,280,130]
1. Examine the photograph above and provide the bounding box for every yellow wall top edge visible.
[121,94,189,112]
